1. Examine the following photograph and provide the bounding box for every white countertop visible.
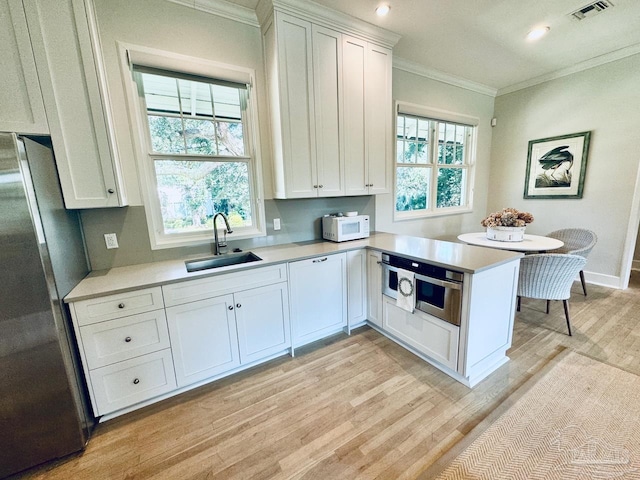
[65,233,523,302]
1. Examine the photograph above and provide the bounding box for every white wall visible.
[375,68,496,240]
[92,0,274,204]
[489,54,640,286]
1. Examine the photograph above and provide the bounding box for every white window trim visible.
[118,42,266,249]
[393,101,478,222]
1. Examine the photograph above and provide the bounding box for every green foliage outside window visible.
[137,70,253,235]
[396,113,471,214]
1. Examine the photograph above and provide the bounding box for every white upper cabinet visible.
[258,0,399,199]
[365,43,393,195]
[0,0,48,134]
[342,37,393,196]
[311,24,343,197]
[23,0,126,208]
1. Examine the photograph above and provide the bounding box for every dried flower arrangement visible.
[481,208,534,228]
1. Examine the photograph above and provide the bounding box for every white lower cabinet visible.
[346,249,367,328]
[289,253,347,347]
[167,281,291,388]
[166,295,241,388]
[366,250,383,328]
[235,282,290,364]
[382,296,459,371]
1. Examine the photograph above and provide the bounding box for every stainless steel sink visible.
[185,252,262,272]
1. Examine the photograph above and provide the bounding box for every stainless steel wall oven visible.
[381,253,464,326]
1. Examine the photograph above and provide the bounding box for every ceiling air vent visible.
[570,0,614,20]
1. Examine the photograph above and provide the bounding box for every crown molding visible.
[393,57,498,97]
[498,43,640,96]
[256,0,401,48]
[166,0,259,28]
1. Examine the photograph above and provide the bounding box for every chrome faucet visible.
[213,212,233,255]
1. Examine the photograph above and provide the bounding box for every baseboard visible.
[632,260,640,271]
[583,270,622,290]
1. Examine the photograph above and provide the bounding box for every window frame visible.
[120,44,265,249]
[394,102,478,222]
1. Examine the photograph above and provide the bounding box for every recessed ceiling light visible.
[526,26,550,41]
[375,4,391,16]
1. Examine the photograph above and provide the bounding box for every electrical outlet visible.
[104,233,119,249]
[273,218,281,231]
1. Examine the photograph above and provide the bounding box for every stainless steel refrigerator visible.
[0,133,93,478]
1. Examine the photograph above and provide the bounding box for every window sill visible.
[394,206,472,223]
[150,226,266,250]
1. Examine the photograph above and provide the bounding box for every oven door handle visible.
[383,264,462,291]
[415,273,462,291]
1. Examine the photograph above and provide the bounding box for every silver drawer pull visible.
[228,305,234,310]
[125,336,132,343]
[236,303,241,308]
[133,378,140,385]
[313,257,328,263]
[118,303,125,309]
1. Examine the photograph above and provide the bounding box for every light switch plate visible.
[273,218,281,231]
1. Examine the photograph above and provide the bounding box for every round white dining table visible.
[457,232,564,252]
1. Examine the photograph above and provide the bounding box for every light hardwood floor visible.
[18,273,640,479]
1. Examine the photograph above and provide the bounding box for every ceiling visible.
[226,0,640,93]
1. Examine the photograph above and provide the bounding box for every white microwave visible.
[322,215,370,242]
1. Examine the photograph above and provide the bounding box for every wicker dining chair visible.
[517,254,587,336]
[546,228,597,296]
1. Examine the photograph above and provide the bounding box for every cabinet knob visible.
[118,303,125,309]
[319,185,323,188]
[236,303,241,308]
[313,185,318,188]
[228,305,234,310]
[133,378,140,385]
[107,188,115,194]
[125,336,132,343]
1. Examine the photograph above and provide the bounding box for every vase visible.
[486,226,526,242]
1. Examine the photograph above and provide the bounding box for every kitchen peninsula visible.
[66,233,522,420]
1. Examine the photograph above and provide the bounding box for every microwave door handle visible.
[415,273,463,291]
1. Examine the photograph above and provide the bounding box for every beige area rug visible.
[422,350,640,479]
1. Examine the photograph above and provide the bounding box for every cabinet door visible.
[234,282,290,364]
[366,250,383,328]
[275,12,317,198]
[166,295,240,387]
[289,253,347,347]
[0,0,48,134]
[347,249,367,328]
[365,43,392,195]
[312,25,343,197]
[24,0,124,208]
[342,35,368,196]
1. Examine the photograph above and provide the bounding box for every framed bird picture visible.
[523,131,591,199]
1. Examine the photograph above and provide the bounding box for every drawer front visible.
[80,310,170,369]
[73,287,164,326]
[89,349,176,416]
[163,264,287,307]
[382,296,459,371]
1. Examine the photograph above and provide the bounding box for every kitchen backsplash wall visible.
[81,197,375,271]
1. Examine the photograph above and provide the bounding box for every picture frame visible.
[523,131,591,199]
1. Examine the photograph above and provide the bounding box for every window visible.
[125,47,263,249]
[395,109,476,219]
